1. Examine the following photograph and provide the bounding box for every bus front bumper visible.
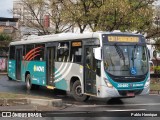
[98,85,150,98]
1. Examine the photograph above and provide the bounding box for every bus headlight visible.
[104,78,113,88]
[144,78,150,88]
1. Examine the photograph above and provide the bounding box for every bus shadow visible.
[106,98,124,105]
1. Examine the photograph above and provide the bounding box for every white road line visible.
[105,109,146,112]
[75,103,160,107]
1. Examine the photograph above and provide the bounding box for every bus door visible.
[15,46,23,80]
[84,46,97,95]
[46,44,56,86]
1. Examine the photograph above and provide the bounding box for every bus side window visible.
[57,42,70,62]
[9,46,15,59]
[70,41,82,63]
[34,44,45,61]
[26,44,34,61]
[70,47,82,63]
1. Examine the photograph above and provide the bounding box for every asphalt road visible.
[0,75,160,120]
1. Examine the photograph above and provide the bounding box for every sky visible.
[0,0,160,18]
[0,0,13,18]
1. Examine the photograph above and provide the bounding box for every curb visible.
[0,98,63,107]
[0,72,7,75]
[150,90,160,95]
[28,98,63,107]
[0,98,28,106]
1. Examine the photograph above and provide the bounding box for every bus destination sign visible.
[108,36,139,42]
[72,42,82,47]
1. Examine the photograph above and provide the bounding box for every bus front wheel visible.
[72,81,89,102]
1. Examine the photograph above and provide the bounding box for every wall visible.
[0,57,7,71]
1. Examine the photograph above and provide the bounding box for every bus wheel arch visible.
[71,77,89,102]
[70,77,79,92]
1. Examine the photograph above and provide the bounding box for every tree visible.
[14,0,49,35]
[13,0,72,35]
[49,0,73,33]
[60,0,155,33]
[14,0,156,34]
[146,5,160,39]
[60,0,92,33]
[0,33,12,42]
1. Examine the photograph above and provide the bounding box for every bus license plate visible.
[127,93,135,97]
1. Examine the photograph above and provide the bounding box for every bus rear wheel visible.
[8,76,12,80]
[26,74,32,91]
[72,81,89,102]
[26,74,39,91]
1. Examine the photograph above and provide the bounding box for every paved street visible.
[0,75,160,119]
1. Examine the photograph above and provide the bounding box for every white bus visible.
[8,31,150,101]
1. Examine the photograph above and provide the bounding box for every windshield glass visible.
[103,45,148,76]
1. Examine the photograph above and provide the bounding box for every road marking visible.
[75,103,160,107]
[105,109,146,112]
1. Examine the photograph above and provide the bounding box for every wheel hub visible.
[75,85,83,96]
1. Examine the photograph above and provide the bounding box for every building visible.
[13,0,50,36]
[13,0,79,36]
[0,17,19,39]
[0,17,19,71]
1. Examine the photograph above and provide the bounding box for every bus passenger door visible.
[46,46,56,86]
[84,46,97,95]
[15,46,23,80]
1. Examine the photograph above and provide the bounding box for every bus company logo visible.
[130,83,133,88]
[34,65,44,72]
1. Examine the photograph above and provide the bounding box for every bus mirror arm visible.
[93,47,102,60]
[147,48,150,60]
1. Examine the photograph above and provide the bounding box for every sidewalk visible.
[150,90,160,95]
[0,72,7,75]
[0,104,62,111]
[0,98,64,111]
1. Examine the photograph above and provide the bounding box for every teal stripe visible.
[105,72,149,90]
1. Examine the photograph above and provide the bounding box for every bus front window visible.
[103,45,148,76]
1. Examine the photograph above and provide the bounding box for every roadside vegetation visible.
[0,92,52,99]
[150,78,160,91]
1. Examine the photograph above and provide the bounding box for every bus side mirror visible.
[93,47,102,60]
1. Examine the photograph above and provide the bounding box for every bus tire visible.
[72,81,89,102]
[26,74,32,91]
[8,76,12,80]
[26,74,40,90]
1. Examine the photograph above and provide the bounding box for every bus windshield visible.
[103,45,148,76]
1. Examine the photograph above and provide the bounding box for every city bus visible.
[8,31,150,101]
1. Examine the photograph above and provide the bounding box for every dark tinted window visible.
[70,41,82,63]
[34,44,45,61]
[9,46,15,59]
[25,44,34,61]
[57,42,69,62]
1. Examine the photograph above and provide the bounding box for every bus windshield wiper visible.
[114,44,126,66]
[131,44,138,67]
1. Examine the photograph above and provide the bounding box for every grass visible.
[150,83,160,91]
[0,92,52,99]
[150,78,160,91]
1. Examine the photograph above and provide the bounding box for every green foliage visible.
[150,82,160,90]
[18,0,155,34]
[61,0,154,33]
[0,33,12,41]
[154,66,160,74]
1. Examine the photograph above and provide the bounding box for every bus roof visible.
[10,31,142,45]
